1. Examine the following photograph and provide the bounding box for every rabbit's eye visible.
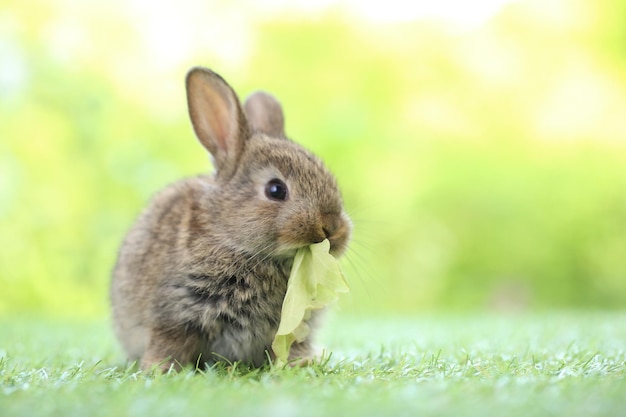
[265,178,288,201]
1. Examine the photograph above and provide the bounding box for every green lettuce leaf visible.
[271,239,349,365]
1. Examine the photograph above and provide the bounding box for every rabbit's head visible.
[186,67,351,258]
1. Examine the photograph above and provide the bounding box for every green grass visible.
[1,312,625,417]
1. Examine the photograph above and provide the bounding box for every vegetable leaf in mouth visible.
[271,239,349,365]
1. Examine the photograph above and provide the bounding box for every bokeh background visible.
[1,0,626,318]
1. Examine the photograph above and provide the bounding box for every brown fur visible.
[110,67,351,371]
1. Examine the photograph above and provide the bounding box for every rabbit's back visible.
[111,176,209,358]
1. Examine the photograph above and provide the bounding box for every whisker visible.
[244,241,282,275]
[344,246,382,287]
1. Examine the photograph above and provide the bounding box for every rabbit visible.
[110,67,351,371]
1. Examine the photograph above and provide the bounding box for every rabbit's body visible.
[112,176,291,367]
[111,69,350,370]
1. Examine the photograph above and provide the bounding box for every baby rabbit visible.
[111,67,351,370]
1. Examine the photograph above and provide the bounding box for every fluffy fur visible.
[110,67,351,370]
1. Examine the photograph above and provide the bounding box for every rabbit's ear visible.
[186,67,248,177]
[244,92,286,138]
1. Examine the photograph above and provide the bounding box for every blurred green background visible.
[1,0,625,318]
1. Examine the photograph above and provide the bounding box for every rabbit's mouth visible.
[274,211,351,259]
[274,236,349,260]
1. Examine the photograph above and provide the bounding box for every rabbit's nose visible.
[318,213,340,240]
[310,220,333,244]
[311,228,327,244]
[309,212,342,244]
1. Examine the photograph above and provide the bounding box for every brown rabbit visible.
[110,67,351,371]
